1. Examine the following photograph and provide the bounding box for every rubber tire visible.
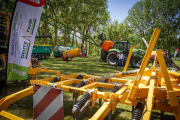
[130,56,142,68]
[44,55,47,59]
[38,55,42,60]
[106,52,117,66]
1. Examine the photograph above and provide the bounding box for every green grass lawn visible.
[0,55,177,120]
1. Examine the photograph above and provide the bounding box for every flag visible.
[174,48,179,57]
[7,0,45,81]
[142,37,149,47]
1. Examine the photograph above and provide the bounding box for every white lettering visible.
[12,68,26,76]
[29,0,40,4]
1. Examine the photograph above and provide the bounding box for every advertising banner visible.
[7,0,45,81]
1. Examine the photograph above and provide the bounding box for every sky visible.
[107,0,140,23]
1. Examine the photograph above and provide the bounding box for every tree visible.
[127,0,180,51]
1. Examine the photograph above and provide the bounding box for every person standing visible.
[118,52,124,69]
[115,52,119,69]
[66,52,69,63]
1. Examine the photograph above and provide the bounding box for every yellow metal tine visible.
[156,49,180,119]
[143,70,156,120]
[123,46,134,72]
[126,28,161,103]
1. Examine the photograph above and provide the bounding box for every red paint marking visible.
[18,0,45,7]
[49,106,63,120]
[33,84,41,95]
[34,88,61,119]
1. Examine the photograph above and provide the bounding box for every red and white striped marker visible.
[33,84,63,120]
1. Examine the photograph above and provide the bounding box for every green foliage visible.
[99,0,180,53]
[127,0,180,52]
[1,0,180,55]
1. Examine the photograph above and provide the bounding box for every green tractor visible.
[101,40,145,68]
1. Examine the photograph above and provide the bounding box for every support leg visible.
[21,80,25,89]
[108,110,112,120]
[161,111,164,120]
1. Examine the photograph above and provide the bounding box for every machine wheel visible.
[41,55,44,59]
[44,55,47,59]
[106,52,117,66]
[130,56,142,68]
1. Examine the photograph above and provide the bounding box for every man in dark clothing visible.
[115,52,119,69]
[66,52,69,63]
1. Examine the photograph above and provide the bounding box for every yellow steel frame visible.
[123,45,134,72]
[1,28,180,120]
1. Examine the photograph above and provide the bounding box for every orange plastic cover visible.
[101,41,115,52]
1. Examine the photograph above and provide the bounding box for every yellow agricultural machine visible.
[1,28,180,120]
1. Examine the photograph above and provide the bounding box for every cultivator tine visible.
[132,102,145,120]
[76,80,86,88]
[74,100,92,120]
[112,84,121,93]
[72,91,91,118]
[73,80,87,104]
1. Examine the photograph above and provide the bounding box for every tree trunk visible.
[45,4,48,45]
[89,43,91,55]
[55,23,58,46]
[72,26,76,46]
[76,37,78,48]
[64,19,67,45]
[98,46,99,55]
[64,30,66,45]
[85,40,87,55]
[85,26,89,55]
[68,26,70,44]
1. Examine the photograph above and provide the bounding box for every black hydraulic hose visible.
[132,102,145,120]
[112,84,121,93]
[72,92,91,115]
[50,76,60,83]
[35,35,52,39]
[102,78,108,83]
[76,74,83,79]
[76,80,86,88]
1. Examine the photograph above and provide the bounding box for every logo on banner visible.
[27,18,36,35]
[22,36,32,42]
[29,0,40,4]
[21,41,31,59]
